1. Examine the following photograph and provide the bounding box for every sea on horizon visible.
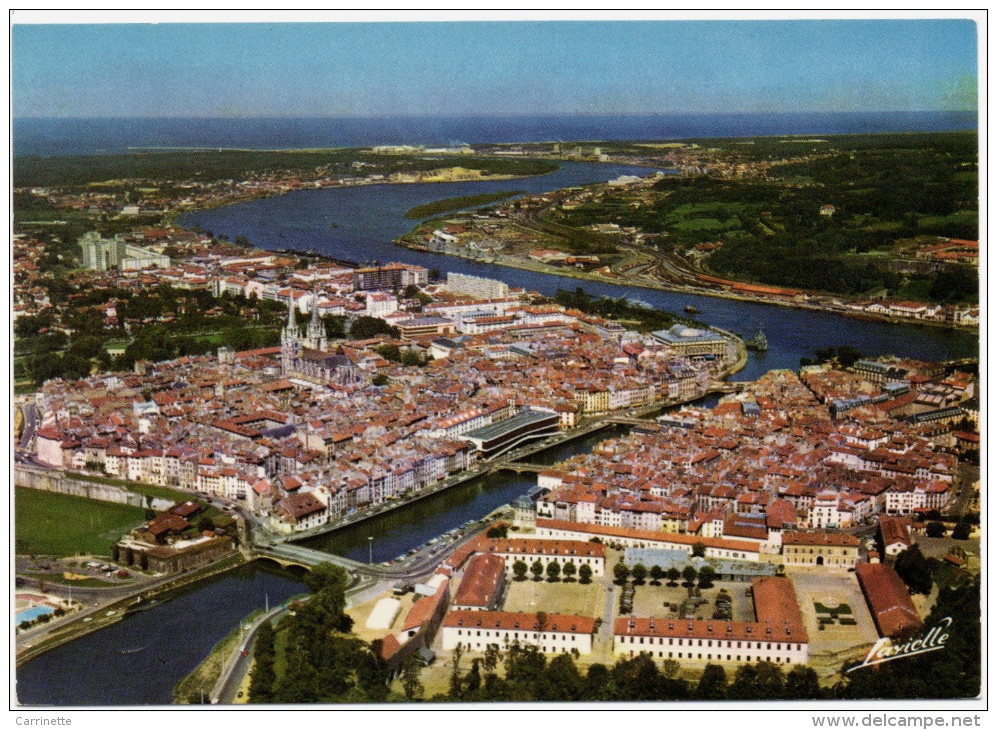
[12,110,977,158]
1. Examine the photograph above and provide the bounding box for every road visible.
[213,602,290,704]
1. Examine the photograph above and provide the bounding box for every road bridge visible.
[491,461,549,474]
[254,542,364,572]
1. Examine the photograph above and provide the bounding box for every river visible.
[16,562,306,706]
[180,161,978,381]
[301,424,632,563]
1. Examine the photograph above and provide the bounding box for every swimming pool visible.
[16,605,55,624]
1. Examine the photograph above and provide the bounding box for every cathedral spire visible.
[306,286,327,352]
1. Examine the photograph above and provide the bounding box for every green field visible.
[15,487,147,557]
[405,190,523,219]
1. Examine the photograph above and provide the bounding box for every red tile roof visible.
[443,609,595,635]
[878,516,912,549]
[614,577,807,643]
[403,581,449,633]
[782,531,860,547]
[856,563,922,638]
[537,518,760,554]
[453,553,505,609]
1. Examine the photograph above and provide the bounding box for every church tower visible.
[305,288,327,352]
[281,300,300,376]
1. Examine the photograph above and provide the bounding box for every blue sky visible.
[12,19,978,117]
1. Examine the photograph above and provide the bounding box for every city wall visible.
[15,465,145,508]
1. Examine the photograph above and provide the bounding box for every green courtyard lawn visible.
[15,487,147,558]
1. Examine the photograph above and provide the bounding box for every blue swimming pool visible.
[17,605,54,624]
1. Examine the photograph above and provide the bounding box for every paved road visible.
[213,603,291,704]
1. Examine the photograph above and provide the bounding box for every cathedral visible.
[280,296,361,385]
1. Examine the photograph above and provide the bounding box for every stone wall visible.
[15,465,144,507]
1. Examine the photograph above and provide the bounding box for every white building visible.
[446,272,510,300]
[441,610,595,655]
[613,577,808,666]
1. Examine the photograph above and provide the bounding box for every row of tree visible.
[432,642,823,702]
[512,559,593,583]
[612,561,717,588]
[248,563,389,703]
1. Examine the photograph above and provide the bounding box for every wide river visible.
[19,161,979,705]
[180,161,978,381]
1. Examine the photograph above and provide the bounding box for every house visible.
[781,531,860,568]
[441,610,595,655]
[856,563,922,638]
[878,515,913,558]
[452,553,506,611]
[613,577,808,666]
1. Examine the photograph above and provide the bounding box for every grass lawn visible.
[15,487,147,557]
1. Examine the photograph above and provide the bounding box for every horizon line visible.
[13,109,979,121]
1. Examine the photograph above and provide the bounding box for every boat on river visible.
[684,305,699,314]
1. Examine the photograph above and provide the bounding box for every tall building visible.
[445,272,509,300]
[353,263,428,291]
[78,231,170,271]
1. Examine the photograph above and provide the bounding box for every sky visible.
[11,17,979,118]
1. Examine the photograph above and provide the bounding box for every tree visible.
[402,284,421,299]
[951,520,972,540]
[531,559,544,581]
[349,316,400,340]
[400,350,424,367]
[248,621,276,703]
[631,563,648,585]
[486,523,508,539]
[196,516,215,533]
[926,521,946,538]
[578,563,593,584]
[649,565,663,585]
[692,542,706,557]
[585,663,612,701]
[728,661,785,700]
[695,663,728,700]
[538,653,584,701]
[546,560,561,582]
[401,655,425,701]
[784,665,821,699]
[465,658,482,696]
[894,545,933,595]
[613,561,630,584]
[682,565,697,586]
[698,565,717,588]
[666,567,681,586]
[562,561,577,582]
[372,374,389,386]
[483,644,501,678]
[449,643,464,700]
[376,344,401,362]
[512,560,528,581]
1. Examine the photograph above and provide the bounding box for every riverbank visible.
[393,238,979,335]
[15,553,248,667]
